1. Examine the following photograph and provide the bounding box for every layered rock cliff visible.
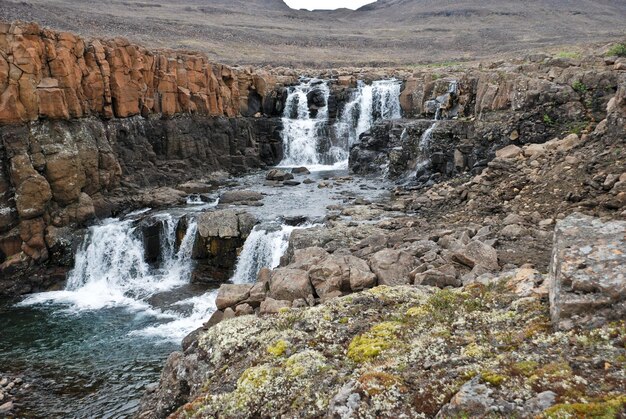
[0,21,289,295]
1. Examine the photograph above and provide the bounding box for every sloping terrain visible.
[0,0,625,66]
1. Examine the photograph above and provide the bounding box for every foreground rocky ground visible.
[139,78,626,418]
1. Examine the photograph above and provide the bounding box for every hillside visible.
[0,0,625,66]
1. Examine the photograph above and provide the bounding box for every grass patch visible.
[606,43,626,57]
[556,51,581,59]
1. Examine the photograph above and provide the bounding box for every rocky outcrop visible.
[0,21,284,123]
[549,213,626,330]
[351,57,624,185]
[192,210,256,282]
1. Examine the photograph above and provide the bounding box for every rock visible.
[500,224,526,239]
[204,310,224,329]
[303,178,315,184]
[193,210,257,281]
[506,268,546,297]
[291,167,310,175]
[502,213,524,225]
[524,391,557,415]
[223,307,236,320]
[545,133,580,152]
[219,190,263,204]
[453,241,499,271]
[10,155,53,219]
[266,169,294,181]
[495,145,521,159]
[0,401,13,415]
[308,254,376,300]
[283,180,301,186]
[235,303,254,316]
[215,284,253,310]
[259,297,292,314]
[368,249,416,286]
[268,268,313,301]
[436,377,494,418]
[539,218,554,227]
[245,282,268,307]
[549,213,626,330]
[522,143,546,158]
[291,247,329,270]
[414,268,461,288]
[177,181,215,194]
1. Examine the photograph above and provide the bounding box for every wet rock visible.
[303,178,315,184]
[219,190,263,204]
[266,169,294,181]
[549,213,626,330]
[283,180,301,186]
[368,248,416,286]
[215,284,253,310]
[291,167,310,175]
[193,210,257,282]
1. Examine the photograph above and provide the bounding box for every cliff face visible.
[0,21,280,123]
[0,22,291,295]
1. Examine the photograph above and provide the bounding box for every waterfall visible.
[32,216,195,311]
[280,79,331,167]
[407,80,458,179]
[372,79,402,121]
[230,223,297,284]
[280,78,402,169]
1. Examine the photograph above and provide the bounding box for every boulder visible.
[291,167,310,175]
[368,249,415,286]
[215,284,253,310]
[495,145,521,159]
[414,268,461,288]
[266,169,294,181]
[549,213,626,330]
[259,297,292,315]
[453,241,499,271]
[268,268,313,302]
[219,190,263,204]
[308,254,376,300]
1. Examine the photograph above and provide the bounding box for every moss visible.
[339,317,349,324]
[267,339,289,357]
[511,360,539,377]
[556,51,581,59]
[543,395,626,418]
[278,307,291,314]
[543,114,555,126]
[481,371,506,387]
[405,306,429,318]
[572,81,588,94]
[461,342,486,358]
[347,321,403,363]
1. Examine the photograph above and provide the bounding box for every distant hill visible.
[0,0,625,67]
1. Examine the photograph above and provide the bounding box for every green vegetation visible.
[267,339,289,357]
[606,43,626,57]
[556,51,581,59]
[572,80,588,94]
[347,321,403,363]
[544,396,626,418]
[543,114,555,126]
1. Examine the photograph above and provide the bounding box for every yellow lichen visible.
[267,339,289,357]
[481,371,506,386]
[461,342,486,358]
[406,306,429,318]
[347,321,403,363]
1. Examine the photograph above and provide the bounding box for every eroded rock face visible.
[0,22,284,123]
[549,213,626,330]
[192,210,256,282]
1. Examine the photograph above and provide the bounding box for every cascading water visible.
[280,79,331,167]
[230,223,298,284]
[281,78,402,169]
[408,80,458,179]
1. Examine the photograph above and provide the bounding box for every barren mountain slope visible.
[0,0,625,66]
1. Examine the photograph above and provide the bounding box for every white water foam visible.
[280,79,331,167]
[231,223,298,284]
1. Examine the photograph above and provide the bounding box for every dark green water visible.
[0,299,179,418]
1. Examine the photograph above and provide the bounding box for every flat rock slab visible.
[549,213,626,330]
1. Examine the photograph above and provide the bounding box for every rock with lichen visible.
[138,275,626,418]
